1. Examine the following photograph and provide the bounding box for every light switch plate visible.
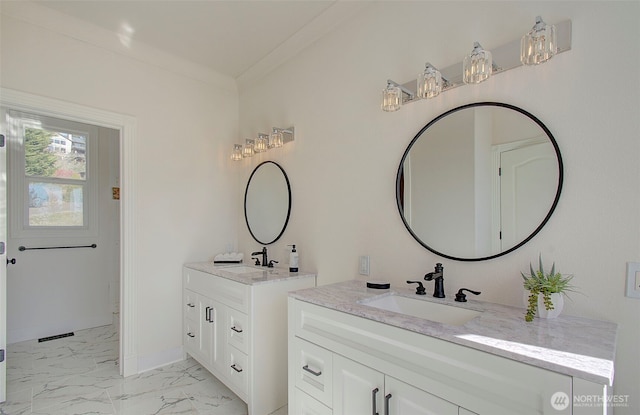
[359,255,370,276]
[626,262,640,299]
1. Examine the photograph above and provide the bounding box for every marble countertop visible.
[289,280,617,386]
[184,262,316,286]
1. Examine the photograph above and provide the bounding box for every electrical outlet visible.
[359,255,370,276]
[626,262,640,299]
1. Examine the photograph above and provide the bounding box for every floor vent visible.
[38,332,74,343]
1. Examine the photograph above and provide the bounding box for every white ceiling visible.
[34,0,365,80]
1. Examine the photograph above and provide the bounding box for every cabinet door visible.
[200,296,225,373]
[385,376,457,415]
[333,354,384,415]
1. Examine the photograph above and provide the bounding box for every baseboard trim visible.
[137,346,185,373]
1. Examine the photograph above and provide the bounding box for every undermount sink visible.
[361,294,481,326]
[221,266,263,274]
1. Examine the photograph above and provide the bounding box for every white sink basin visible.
[361,294,481,326]
[220,266,263,274]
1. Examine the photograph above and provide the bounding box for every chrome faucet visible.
[424,263,445,298]
[251,247,268,267]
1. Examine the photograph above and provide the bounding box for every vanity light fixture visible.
[380,17,571,111]
[382,80,414,112]
[463,42,493,84]
[521,16,557,65]
[242,139,255,158]
[417,63,446,99]
[270,129,284,148]
[230,144,243,161]
[270,127,294,148]
[231,127,295,161]
[254,133,269,153]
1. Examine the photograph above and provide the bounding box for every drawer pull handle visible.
[187,332,195,338]
[187,303,195,308]
[385,393,392,415]
[231,364,243,373]
[231,326,243,333]
[205,307,213,323]
[302,365,322,377]
[372,387,379,415]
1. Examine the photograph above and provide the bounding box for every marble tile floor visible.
[0,324,287,415]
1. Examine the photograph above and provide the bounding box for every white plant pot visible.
[524,292,564,319]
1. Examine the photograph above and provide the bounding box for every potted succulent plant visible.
[522,256,575,322]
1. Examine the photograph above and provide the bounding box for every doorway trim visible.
[1,87,138,376]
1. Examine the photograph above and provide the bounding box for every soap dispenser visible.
[288,244,299,272]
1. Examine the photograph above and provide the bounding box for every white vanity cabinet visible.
[288,296,611,415]
[290,323,476,415]
[332,354,461,415]
[183,264,316,415]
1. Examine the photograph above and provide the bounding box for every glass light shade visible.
[270,130,284,148]
[463,42,493,84]
[242,140,254,158]
[521,16,557,65]
[231,144,243,161]
[381,83,402,112]
[254,134,269,153]
[417,64,443,99]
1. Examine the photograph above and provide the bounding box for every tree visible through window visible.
[24,126,87,227]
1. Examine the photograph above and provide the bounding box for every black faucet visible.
[424,263,445,298]
[251,247,268,267]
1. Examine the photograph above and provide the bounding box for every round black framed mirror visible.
[396,102,563,261]
[244,161,291,245]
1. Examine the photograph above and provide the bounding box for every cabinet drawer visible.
[292,337,333,407]
[184,290,198,321]
[183,268,250,313]
[227,308,248,353]
[292,387,332,415]
[184,321,199,354]
[227,345,249,396]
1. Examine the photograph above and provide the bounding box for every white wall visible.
[237,2,640,413]
[0,3,240,368]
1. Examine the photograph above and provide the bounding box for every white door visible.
[0,128,7,402]
[500,141,558,251]
[333,354,384,415]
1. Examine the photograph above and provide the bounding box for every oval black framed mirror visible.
[396,102,563,261]
[245,161,292,245]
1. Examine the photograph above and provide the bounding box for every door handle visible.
[231,326,243,333]
[205,306,211,322]
[372,387,379,415]
[385,394,392,415]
